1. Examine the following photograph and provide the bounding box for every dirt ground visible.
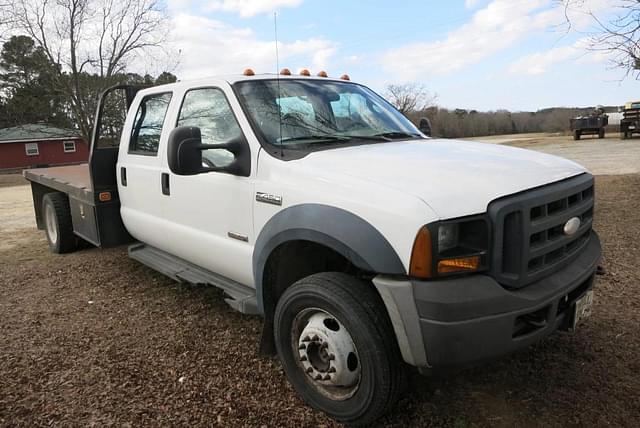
[1,171,639,427]
[467,133,640,176]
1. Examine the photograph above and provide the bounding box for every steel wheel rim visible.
[291,307,361,401]
[45,203,58,244]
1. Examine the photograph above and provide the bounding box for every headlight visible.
[409,216,490,279]
[437,223,459,252]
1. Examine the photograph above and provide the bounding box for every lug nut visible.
[300,355,307,361]
[328,367,336,373]
[323,374,331,381]
[302,335,311,342]
[314,374,323,380]
[328,353,335,361]
[306,367,313,373]
[298,343,306,350]
[311,335,319,341]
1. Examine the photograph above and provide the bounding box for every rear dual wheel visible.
[274,272,407,425]
[42,193,77,253]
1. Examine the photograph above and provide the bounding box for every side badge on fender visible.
[256,192,282,206]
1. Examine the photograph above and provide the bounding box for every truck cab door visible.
[117,91,175,249]
[160,86,255,286]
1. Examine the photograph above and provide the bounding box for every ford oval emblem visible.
[564,217,581,236]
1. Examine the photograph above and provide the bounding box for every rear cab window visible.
[128,92,173,155]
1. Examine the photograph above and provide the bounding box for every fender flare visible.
[253,204,406,313]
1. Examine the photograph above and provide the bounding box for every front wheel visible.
[573,130,581,140]
[274,272,406,425]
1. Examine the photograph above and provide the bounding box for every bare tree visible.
[560,0,640,79]
[4,0,170,138]
[384,83,437,115]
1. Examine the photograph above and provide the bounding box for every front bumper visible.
[373,231,601,369]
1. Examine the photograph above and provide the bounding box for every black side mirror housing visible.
[419,117,432,137]
[167,126,251,177]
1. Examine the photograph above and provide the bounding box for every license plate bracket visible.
[571,290,594,331]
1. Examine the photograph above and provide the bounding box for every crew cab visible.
[24,71,601,425]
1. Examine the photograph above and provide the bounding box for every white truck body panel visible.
[116,75,588,288]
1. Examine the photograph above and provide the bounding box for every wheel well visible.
[258,239,370,356]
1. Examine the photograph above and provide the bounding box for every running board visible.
[128,243,259,315]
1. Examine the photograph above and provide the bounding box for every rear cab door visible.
[117,88,176,249]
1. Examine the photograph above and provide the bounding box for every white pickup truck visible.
[24,71,601,425]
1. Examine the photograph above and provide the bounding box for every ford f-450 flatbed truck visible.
[24,72,600,425]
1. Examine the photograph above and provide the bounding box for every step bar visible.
[128,243,259,315]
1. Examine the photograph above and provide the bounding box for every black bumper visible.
[413,231,601,369]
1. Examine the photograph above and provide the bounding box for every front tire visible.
[573,130,581,140]
[274,272,406,425]
[42,193,77,253]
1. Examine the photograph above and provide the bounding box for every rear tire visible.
[274,272,407,425]
[598,129,605,139]
[573,130,581,140]
[42,193,77,254]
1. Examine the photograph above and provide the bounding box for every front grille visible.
[488,174,594,288]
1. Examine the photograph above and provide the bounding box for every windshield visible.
[234,79,422,150]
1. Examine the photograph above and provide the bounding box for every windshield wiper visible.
[278,135,352,143]
[372,131,422,140]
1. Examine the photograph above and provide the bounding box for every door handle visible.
[161,173,170,195]
[120,167,127,186]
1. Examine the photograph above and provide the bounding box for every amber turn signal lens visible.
[409,226,432,279]
[437,256,480,274]
[98,191,111,202]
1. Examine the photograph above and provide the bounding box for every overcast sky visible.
[166,0,635,111]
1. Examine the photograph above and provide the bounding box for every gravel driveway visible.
[1,173,639,427]
[469,133,640,176]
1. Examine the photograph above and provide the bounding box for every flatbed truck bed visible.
[24,164,93,203]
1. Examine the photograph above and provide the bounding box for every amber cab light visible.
[243,68,255,76]
[280,68,291,75]
[437,256,480,274]
[299,68,311,76]
[409,226,432,279]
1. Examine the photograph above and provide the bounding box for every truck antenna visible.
[274,12,284,158]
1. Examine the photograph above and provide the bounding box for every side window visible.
[177,88,242,168]
[129,92,172,155]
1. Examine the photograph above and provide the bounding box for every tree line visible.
[407,106,603,139]
[0,35,177,137]
[1,0,175,140]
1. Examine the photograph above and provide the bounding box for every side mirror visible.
[167,126,250,177]
[418,117,432,137]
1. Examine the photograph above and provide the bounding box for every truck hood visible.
[299,138,586,219]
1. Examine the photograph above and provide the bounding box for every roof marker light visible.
[317,70,328,77]
[243,68,255,76]
[280,68,291,75]
[299,68,311,76]
[340,74,350,81]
